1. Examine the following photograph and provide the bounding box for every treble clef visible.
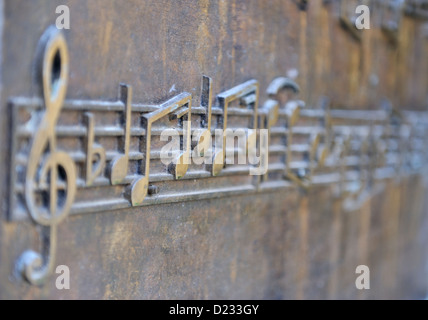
[17,26,77,286]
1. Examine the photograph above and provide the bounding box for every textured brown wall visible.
[0,0,427,299]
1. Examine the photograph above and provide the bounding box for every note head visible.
[86,147,106,187]
[109,155,128,185]
[211,151,224,176]
[126,176,149,207]
[169,152,189,180]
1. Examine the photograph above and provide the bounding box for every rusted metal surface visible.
[1,0,428,299]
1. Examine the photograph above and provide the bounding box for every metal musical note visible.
[17,26,77,286]
[126,93,192,206]
[211,80,259,176]
[267,77,300,183]
[193,76,213,158]
[284,99,306,187]
[84,112,106,186]
[305,97,334,185]
[265,77,310,187]
[109,84,133,185]
[167,94,192,179]
[258,99,280,184]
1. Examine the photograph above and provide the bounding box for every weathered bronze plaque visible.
[1,0,428,299]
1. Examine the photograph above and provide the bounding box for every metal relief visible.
[8,26,428,285]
